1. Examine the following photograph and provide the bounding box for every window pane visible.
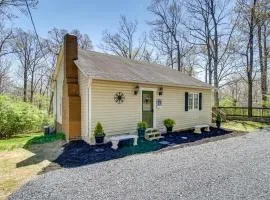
[188,94,193,110]
[143,93,152,111]
[194,94,199,109]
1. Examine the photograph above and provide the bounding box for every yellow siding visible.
[155,87,212,131]
[91,80,140,137]
[91,80,212,137]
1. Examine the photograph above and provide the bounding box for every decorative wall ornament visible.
[114,92,125,104]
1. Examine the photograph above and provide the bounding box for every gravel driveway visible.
[10,130,270,200]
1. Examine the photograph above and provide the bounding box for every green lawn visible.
[222,120,269,132]
[0,133,65,151]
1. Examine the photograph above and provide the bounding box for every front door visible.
[142,91,153,128]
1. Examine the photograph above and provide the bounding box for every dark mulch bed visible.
[53,127,237,168]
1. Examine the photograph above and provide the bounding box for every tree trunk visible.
[210,0,219,107]
[23,63,27,102]
[262,24,268,105]
[30,70,34,103]
[258,22,267,105]
[176,40,181,72]
[206,36,212,84]
[213,25,219,107]
[205,64,208,83]
[248,0,256,117]
[170,50,174,69]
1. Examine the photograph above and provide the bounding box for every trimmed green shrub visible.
[94,122,105,137]
[137,121,148,129]
[163,118,176,128]
[0,96,53,139]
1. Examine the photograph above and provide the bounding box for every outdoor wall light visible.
[158,87,163,96]
[134,85,139,95]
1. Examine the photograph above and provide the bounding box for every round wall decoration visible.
[114,92,125,104]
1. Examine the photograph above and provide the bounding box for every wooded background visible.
[0,0,269,117]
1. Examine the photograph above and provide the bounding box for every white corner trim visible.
[88,78,92,141]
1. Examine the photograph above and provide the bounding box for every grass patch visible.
[0,141,64,200]
[0,133,65,151]
[222,120,269,132]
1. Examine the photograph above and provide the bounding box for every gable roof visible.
[74,49,212,89]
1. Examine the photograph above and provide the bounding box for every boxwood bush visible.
[0,96,53,139]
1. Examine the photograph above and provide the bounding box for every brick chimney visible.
[62,34,81,141]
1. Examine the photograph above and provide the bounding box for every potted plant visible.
[94,122,105,144]
[216,115,221,129]
[137,121,148,138]
[163,118,176,133]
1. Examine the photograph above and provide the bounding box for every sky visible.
[10,0,153,49]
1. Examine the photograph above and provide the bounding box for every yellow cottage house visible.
[52,34,213,143]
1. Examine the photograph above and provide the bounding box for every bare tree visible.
[185,0,213,83]
[186,0,238,106]
[47,28,93,66]
[247,0,257,117]
[148,0,187,71]
[0,24,13,59]
[0,59,11,93]
[150,23,176,68]
[0,0,38,20]
[12,29,48,102]
[100,15,149,60]
[255,0,269,105]
[234,0,258,116]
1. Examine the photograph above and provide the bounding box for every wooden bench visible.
[145,128,164,141]
[193,124,210,134]
[110,134,138,150]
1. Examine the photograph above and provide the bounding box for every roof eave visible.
[89,77,212,90]
[52,47,64,81]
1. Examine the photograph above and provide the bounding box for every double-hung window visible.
[188,93,193,110]
[194,93,199,109]
[188,93,199,110]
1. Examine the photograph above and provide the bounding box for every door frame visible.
[139,88,157,128]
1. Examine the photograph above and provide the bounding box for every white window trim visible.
[139,87,157,128]
[188,93,199,111]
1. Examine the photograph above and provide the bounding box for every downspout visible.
[87,78,91,142]
[55,80,57,128]
[87,85,89,138]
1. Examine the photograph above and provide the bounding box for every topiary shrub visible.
[163,118,176,133]
[163,118,176,128]
[94,122,105,137]
[137,121,148,129]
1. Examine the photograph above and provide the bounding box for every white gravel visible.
[9,130,270,200]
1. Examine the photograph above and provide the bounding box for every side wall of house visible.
[91,80,140,139]
[54,61,64,128]
[90,80,212,139]
[78,70,90,141]
[155,86,212,131]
